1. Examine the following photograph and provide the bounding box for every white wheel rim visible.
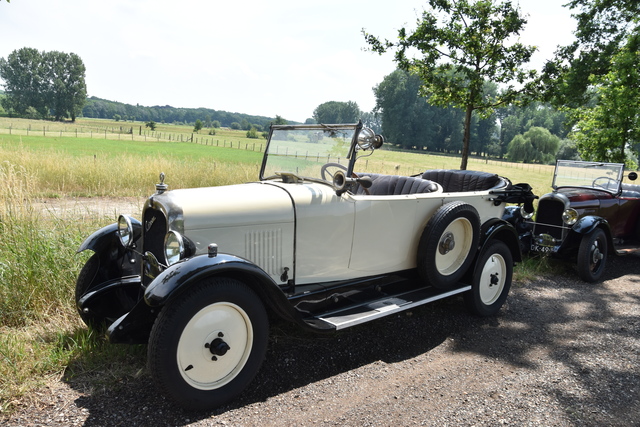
[478,253,507,305]
[435,217,473,275]
[177,302,253,390]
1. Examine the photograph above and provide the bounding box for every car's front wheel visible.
[464,240,512,316]
[577,227,608,282]
[147,277,269,411]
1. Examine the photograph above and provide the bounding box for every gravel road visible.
[4,253,639,426]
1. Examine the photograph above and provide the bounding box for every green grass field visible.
[0,116,557,413]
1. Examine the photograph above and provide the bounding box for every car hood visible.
[149,182,295,232]
[547,187,614,209]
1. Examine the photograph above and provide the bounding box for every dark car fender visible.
[461,218,521,284]
[76,218,143,285]
[144,252,300,324]
[557,215,613,254]
[479,218,522,263]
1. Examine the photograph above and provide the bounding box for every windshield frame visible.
[552,160,625,194]
[259,122,364,183]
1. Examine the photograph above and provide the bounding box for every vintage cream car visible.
[76,122,534,410]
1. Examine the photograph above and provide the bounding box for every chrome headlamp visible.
[117,215,134,248]
[520,205,534,220]
[164,230,186,266]
[357,127,384,150]
[562,208,579,225]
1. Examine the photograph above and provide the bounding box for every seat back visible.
[355,174,439,195]
[421,169,508,192]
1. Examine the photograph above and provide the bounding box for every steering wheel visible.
[592,176,618,190]
[320,162,347,181]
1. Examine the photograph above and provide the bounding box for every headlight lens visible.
[117,215,134,248]
[520,205,534,220]
[164,231,185,265]
[562,208,579,225]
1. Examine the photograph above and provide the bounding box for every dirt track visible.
[4,251,639,426]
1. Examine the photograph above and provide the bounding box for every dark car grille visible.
[534,199,565,239]
[142,206,168,286]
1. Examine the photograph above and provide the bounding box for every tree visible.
[313,101,361,124]
[44,50,87,121]
[543,0,640,108]
[193,119,203,133]
[506,126,560,164]
[0,48,48,117]
[145,120,157,131]
[364,0,538,169]
[570,33,640,164]
[0,47,86,121]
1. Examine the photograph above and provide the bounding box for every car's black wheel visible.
[577,227,608,282]
[75,254,106,330]
[417,201,480,290]
[464,240,512,316]
[147,277,269,411]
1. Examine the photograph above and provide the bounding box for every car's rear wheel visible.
[577,227,608,282]
[417,201,480,289]
[147,277,268,411]
[464,240,512,316]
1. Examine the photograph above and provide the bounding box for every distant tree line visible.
[82,96,282,131]
[0,47,87,121]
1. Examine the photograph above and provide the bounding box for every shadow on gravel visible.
[65,256,639,426]
[449,254,640,425]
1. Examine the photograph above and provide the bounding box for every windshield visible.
[553,160,624,193]
[261,124,357,182]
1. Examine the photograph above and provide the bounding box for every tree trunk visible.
[460,104,473,170]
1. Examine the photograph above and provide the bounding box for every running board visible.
[307,285,471,330]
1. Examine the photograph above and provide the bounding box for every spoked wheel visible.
[148,277,268,411]
[577,228,608,282]
[464,240,513,316]
[417,202,480,289]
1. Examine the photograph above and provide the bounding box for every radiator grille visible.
[534,199,565,239]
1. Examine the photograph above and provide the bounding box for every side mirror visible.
[628,171,638,181]
[333,171,372,195]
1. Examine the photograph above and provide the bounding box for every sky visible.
[0,0,577,123]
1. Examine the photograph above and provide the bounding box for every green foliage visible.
[82,97,278,129]
[556,139,581,161]
[273,115,287,125]
[0,47,87,121]
[246,126,259,139]
[364,0,539,169]
[543,0,639,108]
[313,101,361,124]
[230,121,241,130]
[145,120,156,131]
[507,127,560,164]
[113,114,121,121]
[193,119,203,133]
[570,33,640,165]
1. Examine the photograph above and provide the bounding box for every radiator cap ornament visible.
[156,172,168,194]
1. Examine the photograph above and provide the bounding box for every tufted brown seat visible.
[355,174,440,196]
[420,169,509,192]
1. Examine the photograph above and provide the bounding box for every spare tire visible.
[417,201,480,289]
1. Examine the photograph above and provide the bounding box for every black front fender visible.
[144,253,299,324]
[479,218,522,263]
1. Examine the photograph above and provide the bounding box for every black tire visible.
[75,254,105,330]
[464,240,513,316]
[147,277,269,411]
[577,228,608,282]
[417,202,480,289]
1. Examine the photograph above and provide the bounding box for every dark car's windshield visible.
[261,125,357,182]
[553,160,624,193]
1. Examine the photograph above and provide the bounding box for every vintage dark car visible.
[504,160,640,282]
[76,122,535,410]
